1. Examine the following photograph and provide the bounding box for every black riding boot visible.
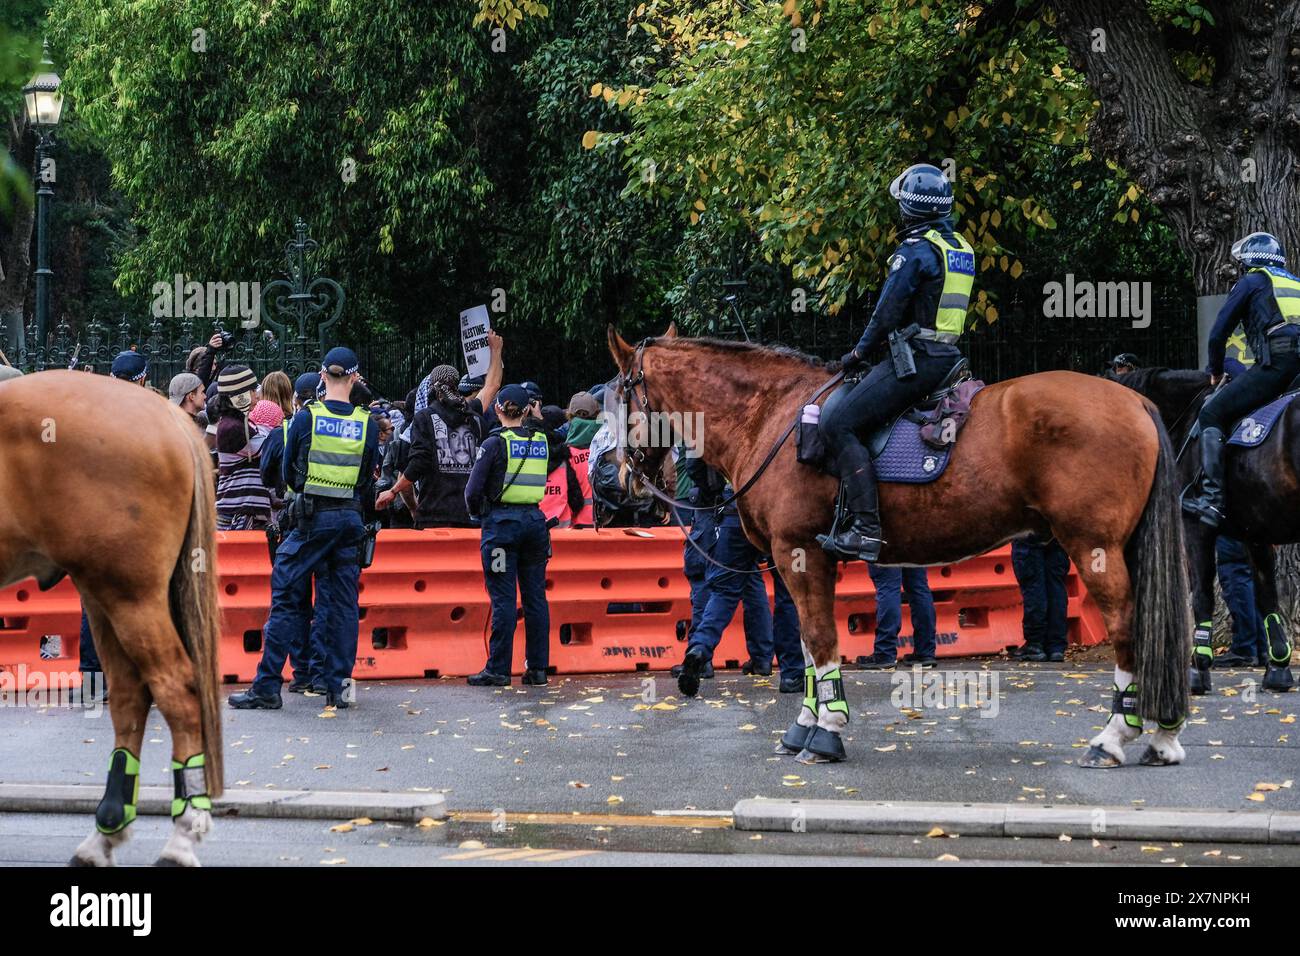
[828,445,885,561]
[1183,427,1226,528]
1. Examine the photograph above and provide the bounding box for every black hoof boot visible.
[677,648,708,698]
[1262,664,1295,693]
[1189,664,1211,696]
[796,727,846,764]
[774,720,813,755]
[1078,744,1123,769]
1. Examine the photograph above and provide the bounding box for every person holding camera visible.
[229,347,378,711]
[463,384,551,687]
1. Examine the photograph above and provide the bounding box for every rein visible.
[617,338,844,576]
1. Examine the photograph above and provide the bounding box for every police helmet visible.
[889,163,953,222]
[1230,232,1285,268]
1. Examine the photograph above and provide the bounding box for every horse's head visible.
[606,323,678,493]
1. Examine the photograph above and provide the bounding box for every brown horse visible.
[609,328,1191,768]
[0,371,223,865]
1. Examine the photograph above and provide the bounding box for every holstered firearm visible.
[359,521,380,569]
[888,324,920,380]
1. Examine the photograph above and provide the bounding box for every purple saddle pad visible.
[1227,390,1299,448]
[872,417,952,484]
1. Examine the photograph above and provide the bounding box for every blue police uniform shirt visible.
[1207,269,1300,377]
[283,398,379,504]
[854,217,961,357]
[464,425,544,515]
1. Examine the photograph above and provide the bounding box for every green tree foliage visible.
[47,0,496,329]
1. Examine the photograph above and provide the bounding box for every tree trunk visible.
[1049,0,1300,295]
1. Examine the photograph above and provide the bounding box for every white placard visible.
[459,304,492,377]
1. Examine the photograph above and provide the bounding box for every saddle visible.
[815,358,985,484]
[1226,389,1300,448]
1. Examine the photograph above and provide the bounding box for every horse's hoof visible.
[1078,745,1123,769]
[803,727,846,762]
[1138,745,1180,767]
[1189,666,1211,696]
[795,748,834,765]
[776,721,813,755]
[1262,665,1295,693]
[154,857,188,867]
[68,855,96,867]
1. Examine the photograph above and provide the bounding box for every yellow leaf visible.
[1010,260,1023,279]
[616,89,634,107]
[607,795,624,804]
[589,82,604,98]
[693,198,706,211]
[329,823,354,833]
[581,130,599,150]
[926,826,945,838]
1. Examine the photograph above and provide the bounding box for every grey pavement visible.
[1,662,1293,815]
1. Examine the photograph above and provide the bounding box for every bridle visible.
[613,337,845,576]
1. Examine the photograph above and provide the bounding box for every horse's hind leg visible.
[71,605,150,867]
[1058,543,1147,768]
[110,598,213,867]
[1248,543,1295,692]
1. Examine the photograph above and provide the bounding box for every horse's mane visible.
[660,336,833,371]
[1107,366,1207,397]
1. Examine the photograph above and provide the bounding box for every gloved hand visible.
[840,348,865,371]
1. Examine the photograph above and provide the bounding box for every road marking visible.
[451,810,732,829]
[442,847,520,861]
[442,846,598,863]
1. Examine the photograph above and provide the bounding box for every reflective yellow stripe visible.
[924,229,975,336]
[1251,267,1300,322]
[304,405,368,498]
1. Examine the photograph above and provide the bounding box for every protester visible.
[563,392,599,527]
[214,364,273,531]
[168,372,206,422]
[375,333,503,526]
[260,370,295,418]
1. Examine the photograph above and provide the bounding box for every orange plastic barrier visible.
[0,528,1106,688]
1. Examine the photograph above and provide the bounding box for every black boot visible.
[826,445,885,561]
[1183,427,1226,528]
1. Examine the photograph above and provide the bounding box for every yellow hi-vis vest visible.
[498,428,548,505]
[304,404,369,498]
[923,229,976,336]
[1250,266,1300,324]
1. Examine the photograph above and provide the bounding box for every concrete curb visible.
[732,799,1300,845]
[0,784,447,823]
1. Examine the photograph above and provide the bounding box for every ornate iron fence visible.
[1,218,342,389]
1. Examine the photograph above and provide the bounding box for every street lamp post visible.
[22,40,64,363]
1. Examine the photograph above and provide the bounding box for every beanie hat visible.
[217,364,258,397]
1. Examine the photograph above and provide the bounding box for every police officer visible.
[676,476,804,696]
[1009,536,1071,662]
[1106,353,1141,376]
[258,372,327,694]
[857,562,939,669]
[229,348,378,710]
[464,384,551,687]
[1185,232,1300,527]
[819,163,974,560]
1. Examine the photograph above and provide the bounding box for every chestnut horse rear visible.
[0,370,222,865]
[610,330,1191,768]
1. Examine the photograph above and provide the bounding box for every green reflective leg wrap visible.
[1193,622,1213,664]
[1113,682,1141,730]
[815,667,850,719]
[95,748,140,835]
[1264,613,1292,666]
[1157,716,1184,732]
[801,666,817,720]
[171,753,212,818]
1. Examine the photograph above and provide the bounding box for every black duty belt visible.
[307,496,362,512]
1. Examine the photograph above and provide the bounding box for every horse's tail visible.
[170,424,224,798]
[1126,404,1193,725]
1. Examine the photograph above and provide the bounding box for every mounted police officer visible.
[464,384,552,687]
[1185,232,1300,528]
[229,347,378,710]
[819,163,975,560]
